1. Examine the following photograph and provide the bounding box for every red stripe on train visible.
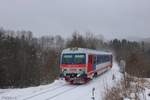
[88,64,112,75]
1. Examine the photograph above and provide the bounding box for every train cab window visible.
[62,54,73,64]
[74,54,86,64]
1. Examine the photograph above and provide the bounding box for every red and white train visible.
[60,48,113,84]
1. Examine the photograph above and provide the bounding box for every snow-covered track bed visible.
[45,85,79,100]
[22,84,68,100]
[22,85,79,100]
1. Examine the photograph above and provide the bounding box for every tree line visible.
[0,28,149,88]
[0,28,64,88]
[110,39,150,77]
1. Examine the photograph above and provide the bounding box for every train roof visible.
[62,48,112,55]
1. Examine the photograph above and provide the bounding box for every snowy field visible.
[0,62,149,100]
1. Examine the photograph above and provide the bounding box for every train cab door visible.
[88,55,94,73]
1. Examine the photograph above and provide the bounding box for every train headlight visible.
[77,69,85,77]
[77,74,81,77]
[63,69,67,76]
[64,69,67,71]
[78,68,85,72]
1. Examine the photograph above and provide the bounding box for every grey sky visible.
[0,0,150,40]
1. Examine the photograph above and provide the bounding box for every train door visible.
[110,55,113,68]
[93,55,97,70]
[88,55,94,73]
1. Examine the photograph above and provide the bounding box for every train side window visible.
[106,56,108,62]
[101,55,104,63]
[106,56,108,61]
[97,55,101,64]
[105,55,107,62]
[96,55,111,63]
[96,55,99,64]
[102,55,104,62]
[107,56,109,61]
[105,56,107,62]
[100,55,101,63]
[109,55,111,61]
[108,56,110,61]
[104,55,105,62]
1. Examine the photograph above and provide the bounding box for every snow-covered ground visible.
[0,62,149,100]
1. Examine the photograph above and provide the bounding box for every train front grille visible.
[66,73,77,78]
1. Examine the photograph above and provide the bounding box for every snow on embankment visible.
[0,62,122,100]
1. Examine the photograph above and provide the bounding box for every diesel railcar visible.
[60,48,113,84]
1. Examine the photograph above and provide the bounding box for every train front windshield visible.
[62,54,86,64]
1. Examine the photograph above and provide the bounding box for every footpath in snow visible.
[1,62,149,100]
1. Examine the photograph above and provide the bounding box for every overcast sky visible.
[0,0,150,40]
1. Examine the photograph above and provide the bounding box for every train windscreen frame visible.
[62,53,86,64]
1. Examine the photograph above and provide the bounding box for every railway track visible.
[45,86,79,100]
[23,84,68,100]
[22,84,79,100]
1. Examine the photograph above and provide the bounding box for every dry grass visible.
[103,76,147,100]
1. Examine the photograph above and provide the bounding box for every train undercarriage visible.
[62,73,90,84]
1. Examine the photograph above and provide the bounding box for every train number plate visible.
[69,69,77,72]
